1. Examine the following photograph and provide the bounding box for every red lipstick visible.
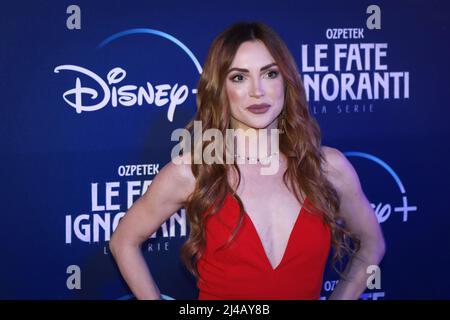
[246,103,270,114]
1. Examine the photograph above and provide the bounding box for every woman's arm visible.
[321,146,386,300]
[109,154,195,300]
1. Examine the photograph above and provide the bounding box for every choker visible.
[233,151,279,164]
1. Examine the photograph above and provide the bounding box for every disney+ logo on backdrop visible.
[54,29,202,122]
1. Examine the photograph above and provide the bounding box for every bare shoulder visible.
[320,145,361,197]
[142,154,195,205]
[320,148,385,254]
[166,152,195,180]
[320,145,349,175]
[158,152,196,203]
[110,152,196,247]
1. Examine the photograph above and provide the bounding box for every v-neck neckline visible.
[228,193,307,272]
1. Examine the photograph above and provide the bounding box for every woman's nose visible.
[249,78,265,98]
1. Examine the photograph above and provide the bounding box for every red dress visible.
[197,192,331,300]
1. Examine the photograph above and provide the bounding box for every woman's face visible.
[225,40,285,131]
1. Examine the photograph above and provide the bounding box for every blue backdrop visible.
[1,0,449,299]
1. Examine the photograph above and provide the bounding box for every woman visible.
[109,22,385,300]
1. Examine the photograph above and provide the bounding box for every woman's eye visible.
[267,70,279,79]
[230,71,278,82]
[230,74,244,82]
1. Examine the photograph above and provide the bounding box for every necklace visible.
[234,151,279,164]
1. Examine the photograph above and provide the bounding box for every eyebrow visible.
[227,63,278,74]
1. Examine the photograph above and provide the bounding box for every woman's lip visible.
[247,104,271,114]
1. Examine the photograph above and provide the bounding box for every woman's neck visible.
[227,119,281,165]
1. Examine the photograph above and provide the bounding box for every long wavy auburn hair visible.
[179,22,360,282]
